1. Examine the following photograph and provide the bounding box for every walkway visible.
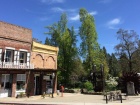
[0,93,140,105]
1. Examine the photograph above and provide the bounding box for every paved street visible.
[0,93,140,105]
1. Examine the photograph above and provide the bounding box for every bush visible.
[105,76,118,91]
[83,81,93,91]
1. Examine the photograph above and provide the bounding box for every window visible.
[19,52,27,63]
[1,74,11,89]
[16,74,26,91]
[5,50,14,62]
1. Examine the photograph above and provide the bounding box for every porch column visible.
[11,74,17,97]
[54,73,57,93]
[0,74,2,89]
[41,74,47,94]
[26,71,34,96]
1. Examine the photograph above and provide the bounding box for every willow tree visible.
[79,8,100,72]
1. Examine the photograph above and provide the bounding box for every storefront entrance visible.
[0,74,12,98]
[34,74,41,95]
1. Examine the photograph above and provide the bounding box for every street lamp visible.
[52,73,55,98]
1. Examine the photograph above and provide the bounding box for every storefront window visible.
[16,74,26,91]
[1,74,10,89]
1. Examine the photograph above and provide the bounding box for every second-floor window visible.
[19,52,27,63]
[5,50,14,62]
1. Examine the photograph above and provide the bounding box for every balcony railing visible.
[0,62,34,69]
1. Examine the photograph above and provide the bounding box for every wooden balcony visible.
[0,62,34,69]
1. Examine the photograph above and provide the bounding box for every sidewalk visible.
[0,93,140,105]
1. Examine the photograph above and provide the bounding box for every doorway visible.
[34,74,41,95]
[0,74,12,98]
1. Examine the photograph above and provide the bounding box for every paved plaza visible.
[0,93,140,105]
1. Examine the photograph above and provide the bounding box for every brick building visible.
[29,41,58,96]
[0,21,58,98]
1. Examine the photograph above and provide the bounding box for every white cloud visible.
[51,7,64,12]
[108,18,120,25]
[40,0,65,4]
[69,11,98,21]
[107,18,121,29]
[69,14,79,21]
[51,7,77,13]
[69,11,97,21]
[89,11,98,15]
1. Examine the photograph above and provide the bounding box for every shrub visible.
[105,76,118,91]
[83,81,93,91]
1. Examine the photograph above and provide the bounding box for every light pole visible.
[101,64,104,92]
[52,73,55,98]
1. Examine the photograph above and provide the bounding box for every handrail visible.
[0,62,34,69]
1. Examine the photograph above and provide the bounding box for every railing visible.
[0,62,34,69]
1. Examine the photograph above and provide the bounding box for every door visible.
[8,74,13,97]
[34,75,41,95]
[0,74,10,98]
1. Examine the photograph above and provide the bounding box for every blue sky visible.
[0,0,140,54]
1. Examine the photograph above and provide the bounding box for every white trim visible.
[19,49,28,52]
[5,47,15,50]
[27,52,30,66]
[14,51,18,65]
[0,49,2,62]
[0,49,2,53]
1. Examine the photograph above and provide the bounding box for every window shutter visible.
[14,51,17,65]
[4,49,7,62]
[17,51,20,65]
[27,52,30,66]
[0,49,2,62]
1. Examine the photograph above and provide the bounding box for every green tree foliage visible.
[109,54,120,77]
[79,8,99,71]
[83,81,93,91]
[114,29,139,72]
[70,57,87,80]
[102,46,120,77]
[79,8,109,79]
[45,13,78,86]
[132,40,140,72]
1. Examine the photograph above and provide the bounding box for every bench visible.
[104,91,128,101]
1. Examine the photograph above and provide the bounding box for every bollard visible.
[106,95,108,104]
[119,95,122,103]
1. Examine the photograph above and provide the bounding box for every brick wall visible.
[0,21,32,43]
[0,21,32,53]
[0,38,31,51]
[11,74,17,97]
[31,52,57,69]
